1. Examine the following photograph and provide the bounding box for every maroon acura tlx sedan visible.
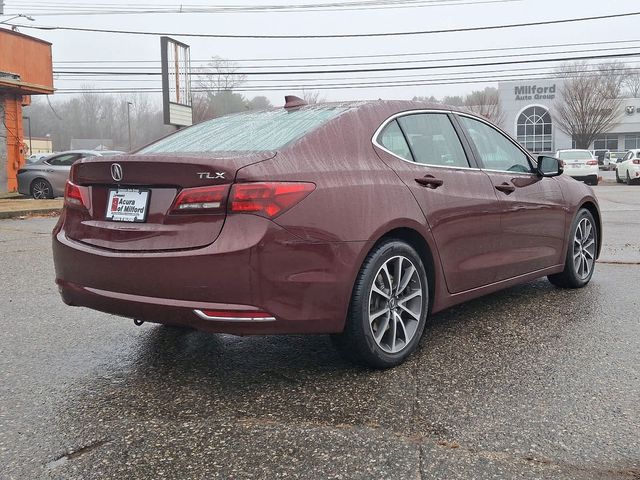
[52,97,601,368]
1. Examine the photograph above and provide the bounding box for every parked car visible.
[17,150,124,199]
[593,149,612,170]
[52,99,601,368]
[555,149,599,185]
[615,149,640,184]
[609,151,627,168]
[26,152,53,164]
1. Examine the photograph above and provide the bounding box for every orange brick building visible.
[0,28,53,192]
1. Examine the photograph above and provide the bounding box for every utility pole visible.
[126,101,133,151]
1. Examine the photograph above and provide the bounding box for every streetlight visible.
[126,101,133,151]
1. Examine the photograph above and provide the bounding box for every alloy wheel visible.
[573,217,596,280]
[368,255,423,354]
[32,181,51,199]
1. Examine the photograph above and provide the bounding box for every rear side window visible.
[378,120,413,161]
[47,153,81,166]
[140,106,352,153]
[396,113,469,168]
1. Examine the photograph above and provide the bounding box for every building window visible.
[516,106,552,152]
[593,134,618,150]
[625,134,640,150]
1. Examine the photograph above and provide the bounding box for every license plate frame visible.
[105,188,150,223]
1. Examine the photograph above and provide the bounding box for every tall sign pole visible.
[160,36,193,128]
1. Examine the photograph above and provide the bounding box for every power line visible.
[52,63,640,86]
[5,0,520,16]
[50,39,640,64]
[52,64,640,91]
[51,50,640,77]
[48,44,640,72]
[8,10,640,39]
[51,70,640,94]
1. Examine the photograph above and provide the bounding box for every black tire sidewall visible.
[351,241,429,367]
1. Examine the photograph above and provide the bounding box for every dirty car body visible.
[52,100,601,367]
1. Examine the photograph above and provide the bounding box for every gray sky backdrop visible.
[3,0,640,105]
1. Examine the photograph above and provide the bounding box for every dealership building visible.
[498,79,640,153]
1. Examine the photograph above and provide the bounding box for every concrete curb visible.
[0,208,62,220]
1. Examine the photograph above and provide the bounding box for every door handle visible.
[495,182,516,194]
[415,175,443,189]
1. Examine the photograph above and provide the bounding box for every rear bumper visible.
[53,213,367,334]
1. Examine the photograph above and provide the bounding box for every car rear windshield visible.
[139,106,352,154]
[557,150,593,160]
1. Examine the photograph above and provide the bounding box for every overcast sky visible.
[3,0,640,105]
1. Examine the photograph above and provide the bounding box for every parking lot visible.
[1,184,638,479]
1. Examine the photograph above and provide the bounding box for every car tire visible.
[30,179,53,199]
[331,239,429,369]
[627,172,633,185]
[615,169,623,183]
[548,208,597,289]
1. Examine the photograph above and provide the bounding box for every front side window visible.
[140,105,353,153]
[459,115,532,173]
[395,113,469,168]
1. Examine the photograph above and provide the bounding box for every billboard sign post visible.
[160,36,193,127]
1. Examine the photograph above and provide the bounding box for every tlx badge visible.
[197,172,225,179]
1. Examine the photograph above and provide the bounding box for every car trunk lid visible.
[64,152,275,251]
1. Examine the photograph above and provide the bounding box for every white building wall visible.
[499,81,640,153]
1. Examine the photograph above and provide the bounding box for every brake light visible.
[170,185,230,213]
[229,182,315,218]
[586,160,598,166]
[633,159,640,165]
[64,181,89,210]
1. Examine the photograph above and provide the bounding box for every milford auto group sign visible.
[514,84,557,101]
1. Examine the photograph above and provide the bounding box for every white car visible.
[615,149,640,185]
[555,149,599,185]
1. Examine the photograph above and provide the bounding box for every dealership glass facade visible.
[593,134,619,150]
[516,106,552,152]
[625,134,640,150]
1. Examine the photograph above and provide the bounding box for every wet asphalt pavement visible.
[1,185,639,479]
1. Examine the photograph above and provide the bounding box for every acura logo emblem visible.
[111,163,123,182]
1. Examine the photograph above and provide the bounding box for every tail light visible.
[586,160,598,165]
[229,182,315,218]
[64,181,90,211]
[169,185,230,214]
[633,159,640,165]
[170,182,315,217]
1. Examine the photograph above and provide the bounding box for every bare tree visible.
[622,69,640,97]
[194,57,248,119]
[554,62,625,149]
[301,89,325,104]
[463,87,505,126]
[198,56,247,93]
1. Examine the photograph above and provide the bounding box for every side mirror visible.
[537,155,563,177]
